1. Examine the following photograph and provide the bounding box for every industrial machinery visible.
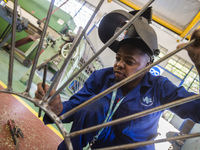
[20,30,104,99]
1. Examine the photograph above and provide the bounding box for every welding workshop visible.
[0,0,200,150]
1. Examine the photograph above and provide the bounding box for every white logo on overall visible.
[140,96,154,107]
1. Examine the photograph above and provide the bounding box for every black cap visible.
[98,7,160,62]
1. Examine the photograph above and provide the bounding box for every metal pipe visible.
[44,0,105,102]
[36,51,60,70]
[69,94,200,138]
[94,132,200,150]
[84,34,104,67]
[48,0,155,104]
[65,134,73,150]
[42,26,82,100]
[25,0,55,93]
[7,0,18,91]
[60,38,195,121]
[54,27,83,91]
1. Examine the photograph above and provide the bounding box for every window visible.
[165,55,199,94]
[182,67,199,94]
[165,55,192,80]
[47,0,95,33]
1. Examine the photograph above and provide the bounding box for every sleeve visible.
[159,78,200,123]
[43,70,100,124]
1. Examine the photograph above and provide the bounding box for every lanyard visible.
[87,89,125,149]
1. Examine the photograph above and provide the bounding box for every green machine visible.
[20,32,104,100]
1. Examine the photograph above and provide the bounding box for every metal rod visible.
[39,0,69,25]
[38,64,48,118]
[25,0,55,93]
[44,0,105,102]
[54,27,83,91]
[94,132,200,150]
[36,51,60,70]
[7,0,18,91]
[84,34,104,67]
[48,0,155,104]
[65,134,73,150]
[13,47,26,57]
[60,38,195,121]
[69,94,200,138]
[42,26,82,100]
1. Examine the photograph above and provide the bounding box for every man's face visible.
[113,44,150,82]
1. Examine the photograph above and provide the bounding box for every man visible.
[35,9,200,150]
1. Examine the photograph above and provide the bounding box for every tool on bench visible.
[7,119,24,150]
[38,64,48,118]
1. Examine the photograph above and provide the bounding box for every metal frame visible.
[0,0,200,150]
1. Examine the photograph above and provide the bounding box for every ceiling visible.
[117,0,200,40]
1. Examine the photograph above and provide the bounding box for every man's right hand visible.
[35,83,63,116]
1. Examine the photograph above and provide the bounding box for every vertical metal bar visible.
[47,0,155,104]
[7,0,18,91]
[25,0,55,93]
[43,0,104,101]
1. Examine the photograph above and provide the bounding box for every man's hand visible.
[177,29,200,74]
[35,83,63,116]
